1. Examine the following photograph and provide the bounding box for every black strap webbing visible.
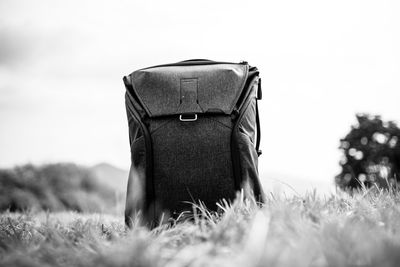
[257,78,262,100]
[255,78,262,156]
[255,100,262,156]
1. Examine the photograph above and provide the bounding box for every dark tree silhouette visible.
[336,114,400,190]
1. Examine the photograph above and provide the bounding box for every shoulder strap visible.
[256,78,262,156]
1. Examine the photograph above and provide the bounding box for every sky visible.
[1,0,400,195]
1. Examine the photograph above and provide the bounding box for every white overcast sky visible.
[1,0,400,194]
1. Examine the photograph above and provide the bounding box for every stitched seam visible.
[149,119,174,134]
[206,117,233,130]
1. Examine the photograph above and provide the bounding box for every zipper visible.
[138,59,248,71]
[230,75,258,192]
[125,96,155,224]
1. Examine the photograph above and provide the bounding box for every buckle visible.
[179,114,197,122]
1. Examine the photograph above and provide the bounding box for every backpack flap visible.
[128,63,249,117]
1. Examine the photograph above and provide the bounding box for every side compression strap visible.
[255,101,262,156]
[256,78,262,156]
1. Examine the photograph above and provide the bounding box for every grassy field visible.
[1,189,400,267]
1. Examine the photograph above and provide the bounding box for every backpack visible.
[123,59,264,227]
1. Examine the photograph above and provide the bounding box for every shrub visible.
[0,163,116,213]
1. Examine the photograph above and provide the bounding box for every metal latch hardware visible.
[179,114,197,122]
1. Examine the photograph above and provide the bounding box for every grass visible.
[1,188,400,267]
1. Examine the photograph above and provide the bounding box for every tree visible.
[336,114,400,190]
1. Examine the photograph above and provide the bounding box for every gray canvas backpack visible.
[123,59,264,227]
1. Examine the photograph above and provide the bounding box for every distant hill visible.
[0,163,117,213]
[90,163,128,193]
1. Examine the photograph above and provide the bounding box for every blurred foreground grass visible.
[1,189,400,267]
